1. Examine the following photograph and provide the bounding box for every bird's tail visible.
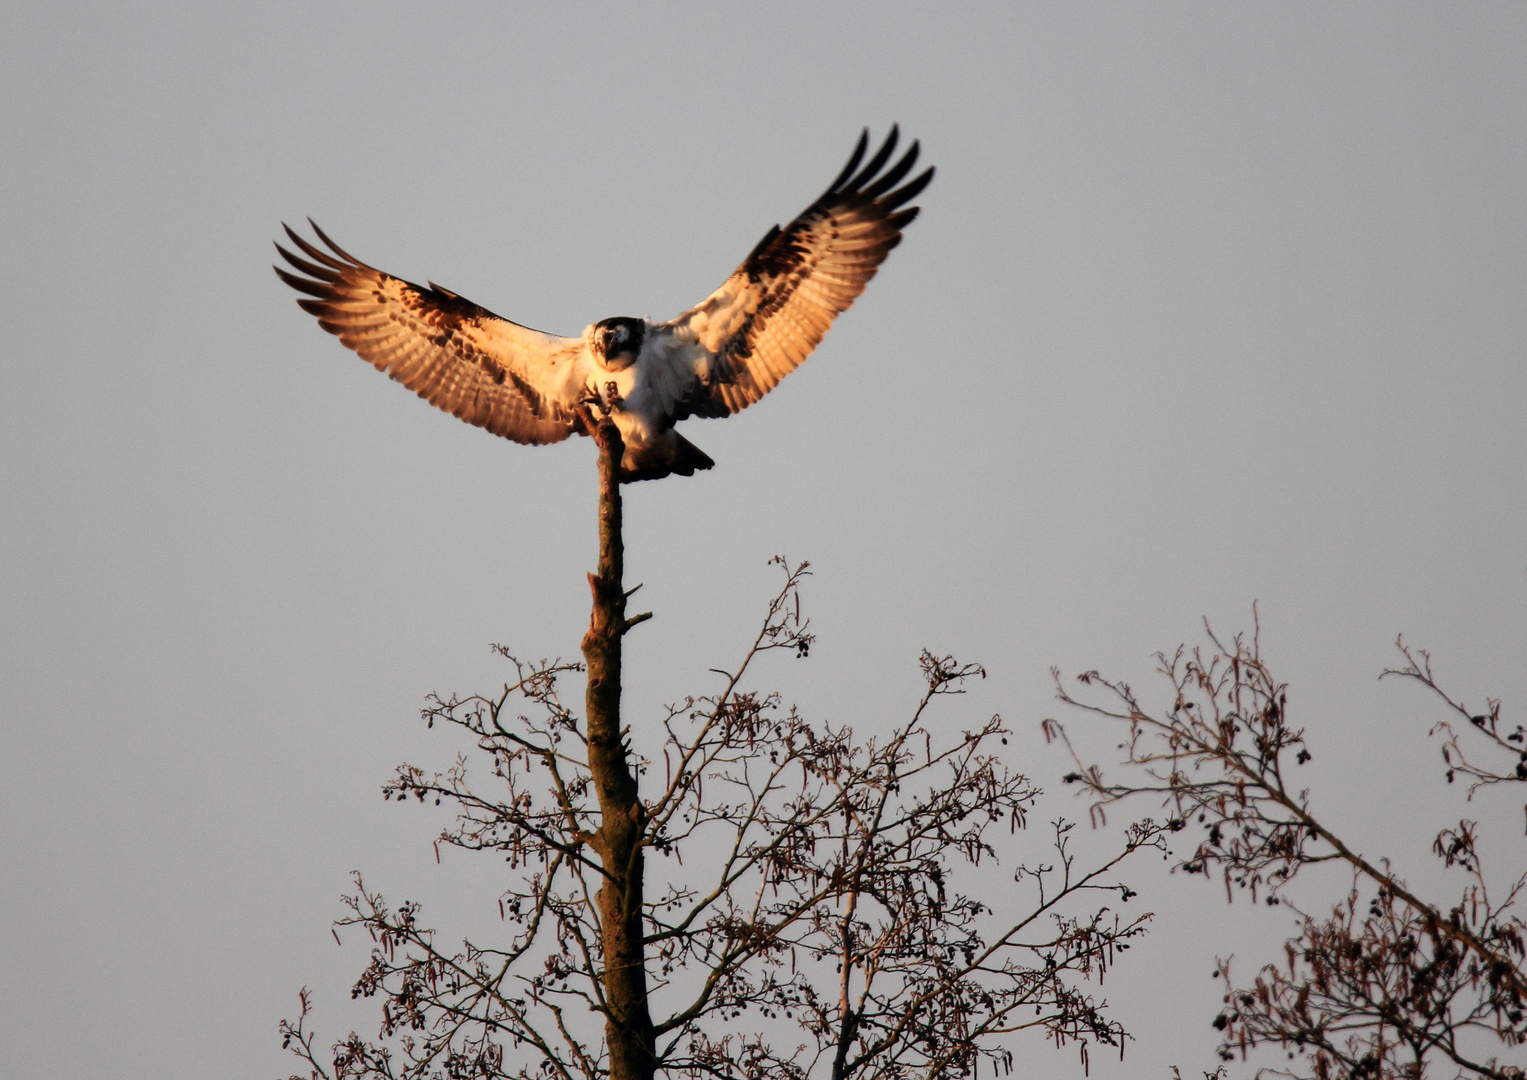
[670,433,716,476]
[620,431,715,483]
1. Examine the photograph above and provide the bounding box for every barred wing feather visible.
[274,222,588,445]
[665,127,933,416]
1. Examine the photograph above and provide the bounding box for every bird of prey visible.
[274,128,932,482]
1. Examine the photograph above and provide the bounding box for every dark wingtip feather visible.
[825,129,871,195]
[282,223,350,272]
[848,127,900,193]
[274,265,336,298]
[886,166,935,210]
[862,140,920,200]
[274,242,342,283]
[295,298,338,322]
[305,219,365,267]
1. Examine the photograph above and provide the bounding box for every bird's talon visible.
[577,386,609,419]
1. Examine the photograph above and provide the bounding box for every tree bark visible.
[581,416,655,1080]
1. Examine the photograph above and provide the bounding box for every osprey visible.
[275,128,932,481]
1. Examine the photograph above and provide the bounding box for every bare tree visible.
[1045,617,1527,1080]
[279,417,1168,1080]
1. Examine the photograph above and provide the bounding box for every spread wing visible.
[273,222,590,444]
[663,127,933,416]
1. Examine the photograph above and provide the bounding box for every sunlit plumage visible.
[275,128,933,481]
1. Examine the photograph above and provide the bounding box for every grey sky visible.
[3,4,1525,1077]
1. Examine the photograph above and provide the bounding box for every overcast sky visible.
[3,4,1525,1078]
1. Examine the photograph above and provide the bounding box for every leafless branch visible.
[283,562,1167,1080]
[1049,620,1527,1079]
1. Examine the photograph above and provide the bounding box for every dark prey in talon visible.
[274,128,933,482]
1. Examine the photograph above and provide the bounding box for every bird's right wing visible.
[274,222,591,444]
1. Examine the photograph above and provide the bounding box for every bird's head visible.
[590,317,645,371]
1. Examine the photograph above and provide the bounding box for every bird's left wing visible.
[659,127,933,418]
[274,222,590,445]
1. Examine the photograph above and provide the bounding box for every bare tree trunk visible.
[581,417,655,1080]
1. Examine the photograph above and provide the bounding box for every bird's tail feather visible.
[620,432,715,483]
